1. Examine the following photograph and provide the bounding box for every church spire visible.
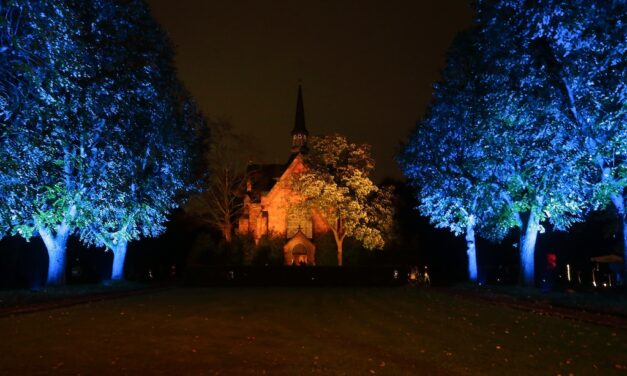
[291,84,308,153]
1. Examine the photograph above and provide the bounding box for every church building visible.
[237,86,330,265]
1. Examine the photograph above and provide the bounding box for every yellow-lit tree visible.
[290,135,393,266]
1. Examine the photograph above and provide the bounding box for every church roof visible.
[246,162,286,202]
[291,85,308,136]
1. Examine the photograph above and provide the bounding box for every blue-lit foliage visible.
[399,1,619,286]
[479,2,591,286]
[73,0,202,281]
[482,0,627,279]
[1,1,90,285]
[478,0,625,284]
[398,30,505,283]
[0,1,202,284]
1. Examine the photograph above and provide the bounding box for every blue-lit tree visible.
[484,0,627,279]
[399,30,504,283]
[480,87,589,286]
[78,88,202,281]
[0,1,94,285]
[0,0,201,284]
[474,0,592,286]
[73,0,202,281]
[401,2,595,286]
[290,135,394,266]
[479,1,627,284]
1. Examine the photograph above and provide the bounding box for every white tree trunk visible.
[613,194,627,284]
[519,211,539,287]
[465,220,478,283]
[111,239,129,280]
[336,240,343,267]
[332,231,344,267]
[40,228,70,286]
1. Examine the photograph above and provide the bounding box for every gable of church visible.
[236,85,331,265]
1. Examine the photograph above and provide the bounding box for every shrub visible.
[343,237,376,266]
[315,232,337,266]
[230,235,255,265]
[187,232,217,266]
[253,236,285,266]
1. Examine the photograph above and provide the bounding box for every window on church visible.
[293,134,306,146]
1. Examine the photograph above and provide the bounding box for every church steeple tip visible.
[291,84,308,153]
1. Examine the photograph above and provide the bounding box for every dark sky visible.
[146,0,473,181]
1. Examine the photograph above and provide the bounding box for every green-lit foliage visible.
[399,1,622,286]
[290,135,394,266]
[0,1,202,284]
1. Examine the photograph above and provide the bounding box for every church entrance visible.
[283,230,316,266]
[292,244,308,265]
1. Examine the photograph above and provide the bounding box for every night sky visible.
[146,0,473,181]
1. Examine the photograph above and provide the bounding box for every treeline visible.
[399,1,626,286]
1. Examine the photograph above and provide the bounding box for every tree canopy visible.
[75,0,202,280]
[184,120,256,243]
[487,0,627,277]
[399,0,621,286]
[1,0,92,284]
[399,29,505,282]
[290,135,393,266]
[0,0,201,284]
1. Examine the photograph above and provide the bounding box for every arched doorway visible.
[292,243,308,265]
[283,230,316,266]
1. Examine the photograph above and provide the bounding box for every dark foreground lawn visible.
[0,281,150,311]
[0,287,625,375]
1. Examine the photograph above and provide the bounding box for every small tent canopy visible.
[590,255,624,264]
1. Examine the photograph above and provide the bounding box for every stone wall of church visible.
[236,155,331,242]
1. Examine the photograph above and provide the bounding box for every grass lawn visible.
[0,287,625,375]
[453,283,627,317]
[0,281,150,310]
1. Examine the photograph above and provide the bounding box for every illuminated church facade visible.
[236,86,330,265]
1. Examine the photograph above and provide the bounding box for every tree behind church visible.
[290,135,393,266]
[184,120,257,242]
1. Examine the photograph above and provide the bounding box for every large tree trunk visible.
[222,222,233,243]
[519,211,540,287]
[612,193,627,286]
[336,241,343,266]
[465,221,478,283]
[111,239,129,280]
[563,75,626,285]
[333,232,344,266]
[40,228,70,286]
[622,213,627,287]
[331,218,345,266]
